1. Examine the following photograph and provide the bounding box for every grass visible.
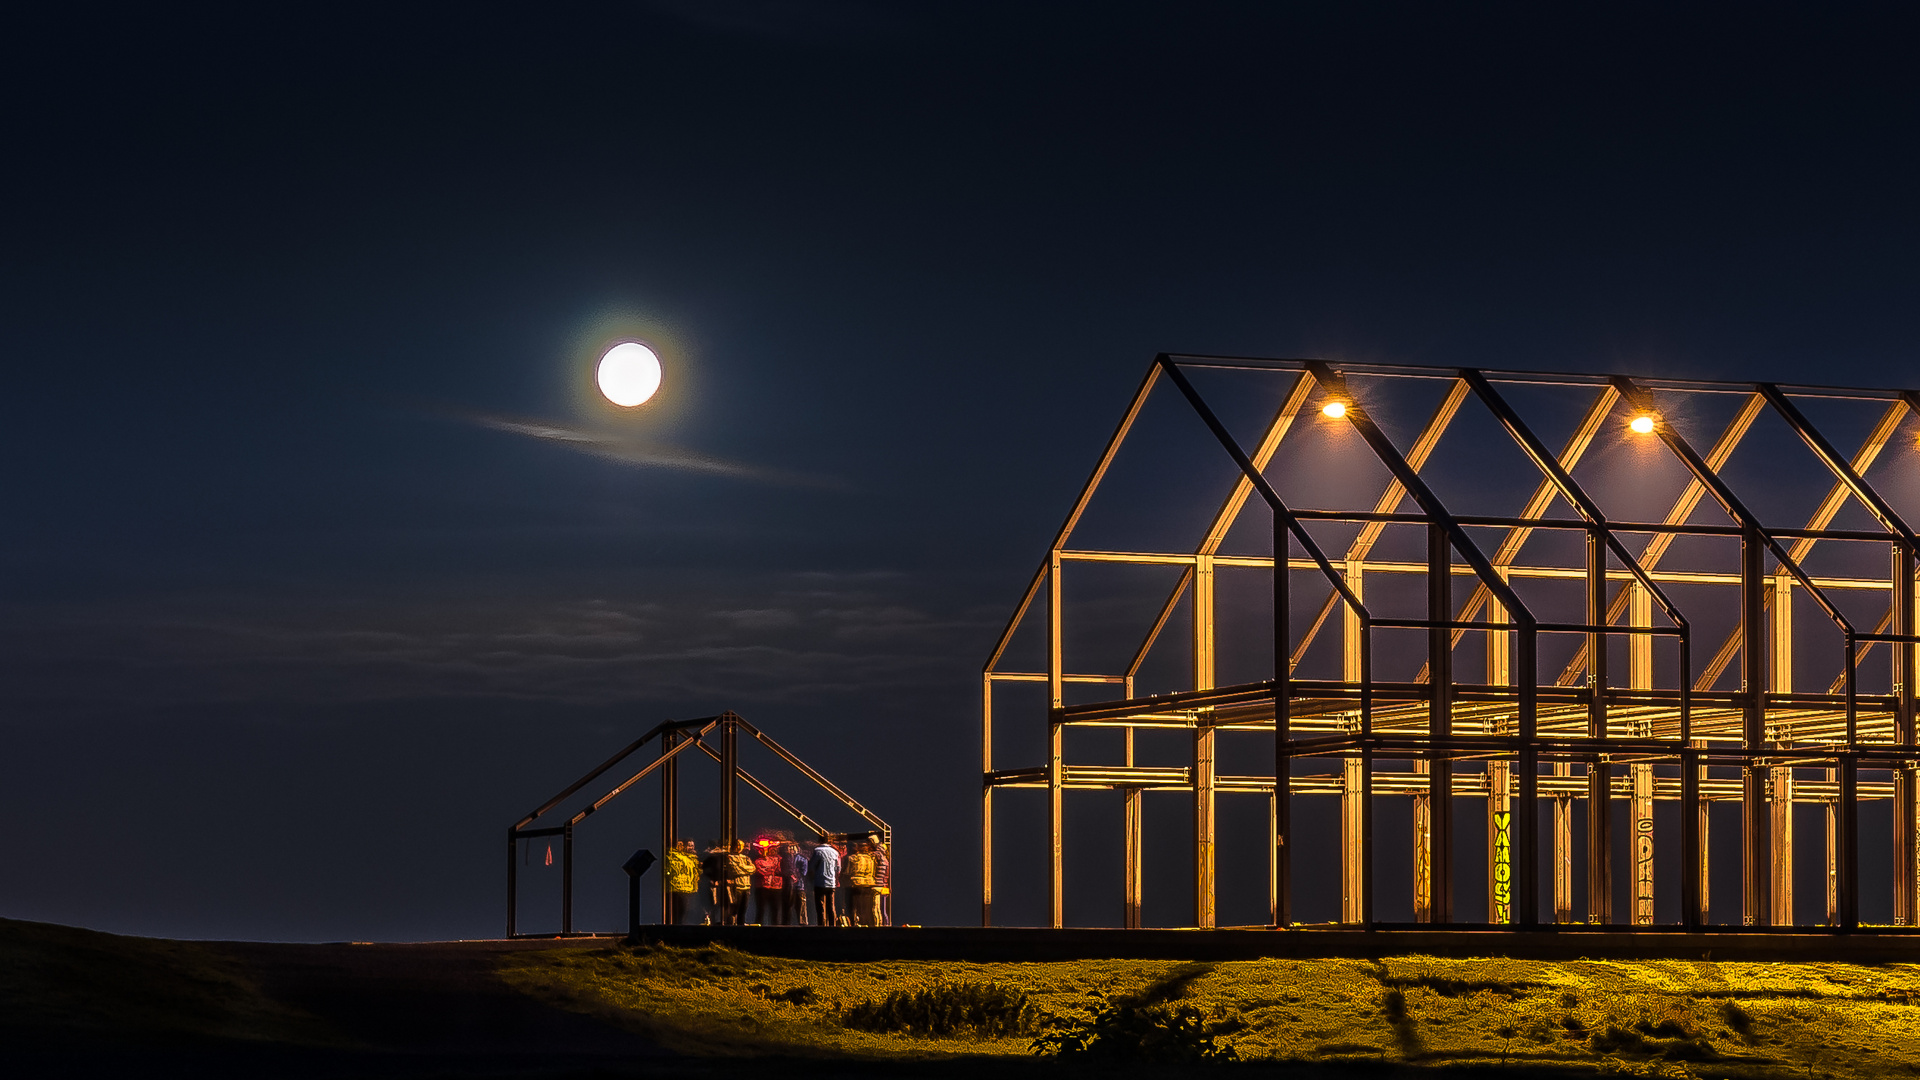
[11,913,1920,1078]
[499,943,1920,1076]
[0,917,320,1048]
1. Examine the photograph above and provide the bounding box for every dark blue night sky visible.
[2,3,1916,940]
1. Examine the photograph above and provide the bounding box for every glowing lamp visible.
[1322,401,1348,419]
[597,342,662,407]
[1629,415,1656,434]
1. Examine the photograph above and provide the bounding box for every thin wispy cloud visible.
[0,578,996,709]
[462,411,849,490]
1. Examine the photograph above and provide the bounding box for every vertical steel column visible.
[1342,558,1366,924]
[1900,547,1918,924]
[1632,766,1655,925]
[1902,763,1917,927]
[721,720,737,850]
[662,729,678,924]
[506,828,518,937]
[1193,553,1216,929]
[1516,622,1540,927]
[1124,786,1143,929]
[1427,522,1453,922]
[1488,756,1512,923]
[1770,765,1795,924]
[1267,790,1279,926]
[1741,526,1773,925]
[1839,752,1860,929]
[1630,583,1655,925]
[1274,517,1292,927]
[1826,774,1840,925]
[1124,724,1142,929]
[1840,632,1860,932]
[1687,657,1708,929]
[1413,767,1432,923]
[1771,572,1794,926]
[982,673,994,927]
[1048,554,1064,929]
[561,822,574,935]
[1486,580,1511,924]
[1341,754,1365,924]
[1586,527,1612,924]
[1553,769,1573,923]
[1685,580,1706,929]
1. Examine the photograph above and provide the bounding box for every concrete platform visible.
[630,923,1920,963]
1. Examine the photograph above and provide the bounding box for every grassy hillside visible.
[9,914,1920,1078]
[502,942,1920,1076]
[0,917,321,1048]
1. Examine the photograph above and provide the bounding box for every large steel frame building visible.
[982,356,1920,932]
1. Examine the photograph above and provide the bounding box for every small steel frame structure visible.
[983,355,1920,931]
[508,711,890,936]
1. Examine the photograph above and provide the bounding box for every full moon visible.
[596,342,662,407]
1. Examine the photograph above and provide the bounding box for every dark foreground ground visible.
[1,920,660,1078]
[5,916,1910,1079]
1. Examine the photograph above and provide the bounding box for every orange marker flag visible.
[545,844,553,866]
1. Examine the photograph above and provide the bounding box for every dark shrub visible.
[842,981,1036,1038]
[1031,999,1238,1063]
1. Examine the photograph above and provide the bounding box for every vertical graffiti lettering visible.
[1492,810,1512,922]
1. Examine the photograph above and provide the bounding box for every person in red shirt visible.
[751,838,786,925]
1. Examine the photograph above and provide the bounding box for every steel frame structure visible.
[508,711,891,936]
[983,356,1920,931]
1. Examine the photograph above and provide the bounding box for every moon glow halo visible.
[596,342,662,407]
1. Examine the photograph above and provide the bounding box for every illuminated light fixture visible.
[1630,415,1656,434]
[597,341,663,407]
[1322,401,1348,419]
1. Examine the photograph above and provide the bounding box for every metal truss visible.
[508,711,890,936]
[982,356,1920,932]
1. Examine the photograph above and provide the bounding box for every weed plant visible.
[841,981,1037,1038]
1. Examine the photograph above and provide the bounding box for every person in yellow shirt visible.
[844,841,880,926]
[664,839,701,924]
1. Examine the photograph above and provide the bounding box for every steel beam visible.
[1630,582,1655,925]
[1899,546,1918,924]
[1049,551,1064,929]
[982,671,993,926]
[1427,522,1453,923]
[1274,512,1293,927]
[1743,527,1774,926]
[1772,574,1795,926]
[721,717,737,848]
[1194,553,1217,929]
[662,729,678,924]
[1586,527,1613,924]
[1124,786,1143,928]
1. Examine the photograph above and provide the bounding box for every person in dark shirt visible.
[701,843,734,925]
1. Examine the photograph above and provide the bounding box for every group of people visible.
[662,832,891,927]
